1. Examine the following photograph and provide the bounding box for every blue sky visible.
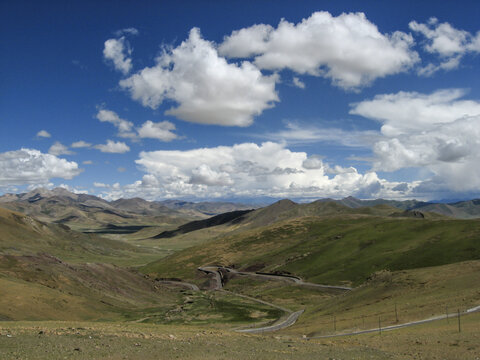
[1,0,480,201]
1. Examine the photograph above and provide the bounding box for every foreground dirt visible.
[1,315,479,360]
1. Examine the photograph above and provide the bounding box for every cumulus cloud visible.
[219,11,419,89]
[120,28,278,126]
[94,140,130,153]
[103,36,133,75]
[96,109,179,142]
[0,148,82,186]
[302,155,324,169]
[36,130,51,138]
[350,89,480,137]
[71,140,92,148]
[96,109,135,137]
[48,142,74,156]
[409,18,480,75]
[218,23,274,58]
[96,142,410,201]
[137,120,178,141]
[351,89,480,193]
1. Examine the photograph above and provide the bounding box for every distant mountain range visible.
[158,199,259,216]
[0,188,260,231]
[330,196,480,219]
[1,188,480,235]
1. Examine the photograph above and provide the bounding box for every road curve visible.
[308,304,480,339]
[236,310,305,334]
[198,266,223,290]
[224,267,352,291]
[198,266,305,333]
[156,280,200,291]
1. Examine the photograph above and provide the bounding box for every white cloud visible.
[48,142,74,156]
[103,36,132,75]
[57,184,89,194]
[302,155,324,169]
[263,121,379,147]
[94,140,130,153]
[96,109,179,141]
[409,18,480,75]
[94,182,108,188]
[292,77,305,89]
[71,140,92,148]
[82,160,93,165]
[137,120,178,141]
[0,148,82,186]
[410,18,469,56]
[219,11,419,89]
[469,32,480,52]
[96,109,135,137]
[120,28,279,126]
[218,23,273,58]
[351,89,480,192]
[350,89,480,137]
[36,130,51,138]
[190,164,234,186]
[97,142,410,201]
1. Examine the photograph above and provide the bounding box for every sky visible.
[1,0,480,202]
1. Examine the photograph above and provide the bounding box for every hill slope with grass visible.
[0,207,166,265]
[143,207,480,286]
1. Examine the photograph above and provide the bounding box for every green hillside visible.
[0,207,163,265]
[143,214,480,286]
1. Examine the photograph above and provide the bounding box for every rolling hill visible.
[0,188,193,232]
[142,199,480,287]
[0,207,163,265]
[330,196,480,219]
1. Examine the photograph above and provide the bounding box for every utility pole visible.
[395,303,398,323]
[379,317,382,335]
[446,306,449,324]
[458,309,461,333]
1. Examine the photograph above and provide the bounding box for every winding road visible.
[236,310,305,334]
[198,266,224,290]
[197,266,306,333]
[223,267,352,291]
[187,266,480,337]
[308,304,480,339]
[156,280,200,291]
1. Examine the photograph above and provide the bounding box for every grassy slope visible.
[143,215,480,287]
[0,253,284,328]
[0,254,181,322]
[0,207,165,266]
[278,260,480,336]
[222,260,480,337]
